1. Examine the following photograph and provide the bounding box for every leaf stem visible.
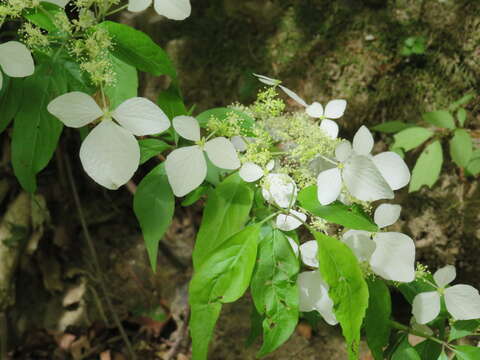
[390,320,453,350]
[105,4,128,16]
[64,154,137,359]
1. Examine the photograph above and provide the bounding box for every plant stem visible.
[64,155,137,359]
[390,320,452,350]
[105,4,128,16]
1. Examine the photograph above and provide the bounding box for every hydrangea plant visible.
[0,2,479,360]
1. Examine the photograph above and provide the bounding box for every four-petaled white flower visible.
[48,92,170,190]
[239,160,274,183]
[165,115,240,197]
[342,203,416,282]
[412,265,480,324]
[128,0,191,20]
[276,209,307,231]
[253,74,346,139]
[297,270,338,326]
[261,173,298,208]
[45,0,69,7]
[316,125,410,205]
[0,41,35,90]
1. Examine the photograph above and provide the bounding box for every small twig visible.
[126,180,137,195]
[64,155,137,360]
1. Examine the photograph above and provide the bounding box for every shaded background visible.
[1,0,479,358]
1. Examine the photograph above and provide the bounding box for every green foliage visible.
[133,164,174,271]
[0,77,23,134]
[466,149,480,176]
[298,186,378,231]
[98,21,177,78]
[393,127,434,152]
[400,36,426,56]
[313,232,369,360]
[192,173,254,267]
[409,140,443,192]
[414,340,442,360]
[250,227,299,357]
[372,121,413,134]
[422,111,456,130]
[104,54,138,108]
[23,2,62,32]
[196,107,255,132]
[453,345,480,360]
[392,337,421,360]
[157,85,187,120]
[365,278,392,360]
[449,129,473,168]
[190,303,222,360]
[448,320,480,342]
[138,139,172,164]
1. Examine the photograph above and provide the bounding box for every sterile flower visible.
[342,204,416,282]
[45,0,69,7]
[230,135,247,152]
[239,160,274,182]
[48,92,170,190]
[165,116,240,197]
[253,73,346,139]
[299,240,319,268]
[316,126,410,205]
[297,270,338,326]
[0,41,35,90]
[261,173,298,208]
[276,209,307,231]
[128,0,191,20]
[412,265,480,324]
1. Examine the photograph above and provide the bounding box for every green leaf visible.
[0,77,24,133]
[196,107,255,134]
[449,320,480,342]
[24,2,62,32]
[409,140,443,192]
[453,345,480,360]
[138,138,172,164]
[157,85,187,120]
[398,277,436,304]
[98,21,176,78]
[133,164,174,271]
[365,278,391,360]
[192,173,254,267]
[190,223,260,304]
[392,337,421,360]
[456,108,467,127]
[246,305,263,347]
[414,340,442,360]
[181,185,208,207]
[423,110,456,130]
[11,57,72,192]
[104,54,138,108]
[190,303,222,360]
[393,127,434,152]
[449,94,474,111]
[313,232,369,360]
[251,227,299,357]
[466,149,480,176]
[437,351,448,360]
[449,129,473,168]
[298,186,378,231]
[371,121,414,133]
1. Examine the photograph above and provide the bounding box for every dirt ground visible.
[1,0,479,359]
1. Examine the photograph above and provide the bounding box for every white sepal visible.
[153,0,191,20]
[324,99,347,119]
[279,85,308,107]
[47,92,103,128]
[79,120,140,190]
[306,102,324,118]
[374,204,401,228]
[239,162,263,182]
[45,0,70,7]
[433,265,456,288]
[300,240,319,268]
[444,285,480,320]
[173,115,201,141]
[230,135,247,152]
[335,141,352,162]
[262,173,297,208]
[352,125,374,155]
[373,151,411,191]
[412,291,441,324]
[319,119,339,139]
[204,137,241,170]
[342,230,375,263]
[316,167,342,205]
[287,236,299,257]
[113,97,170,136]
[0,41,35,78]
[276,210,306,231]
[128,0,152,12]
[165,145,206,197]
[253,73,280,86]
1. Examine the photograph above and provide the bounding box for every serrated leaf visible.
[104,54,138,108]
[133,164,174,271]
[423,110,455,130]
[371,121,414,133]
[138,138,172,164]
[365,278,391,360]
[251,227,299,357]
[456,108,467,127]
[453,345,480,360]
[449,129,473,168]
[192,173,254,267]
[190,224,260,304]
[98,21,176,78]
[298,186,378,231]
[409,140,443,192]
[313,232,369,360]
[449,320,480,342]
[393,127,434,152]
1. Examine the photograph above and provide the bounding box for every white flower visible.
[276,209,307,231]
[412,265,480,324]
[316,125,410,205]
[253,74,346,139]
[299,240,319,268]
[0,41,35,90]
[128,0,191,20]
[286,236,299,257]
[297,270,338,326]
[261,173,297,208]
[239,160,274,182]
[48,92,170,190]
[45,0,69,6]
[165,116,240,197]
[342,204,416,282]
